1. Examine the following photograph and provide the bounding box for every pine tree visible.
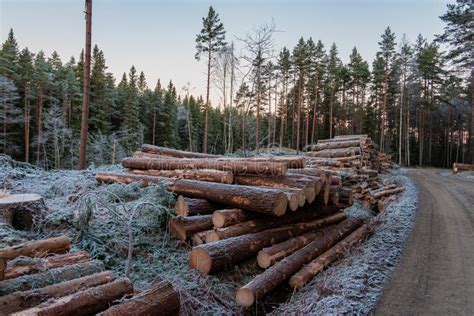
[195,6,227,153]
[324,43,342,139]
[277,47,291,148]
[377,27,396,152]
[437,1,473,163]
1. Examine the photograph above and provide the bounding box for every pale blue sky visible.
[1,0,449,104]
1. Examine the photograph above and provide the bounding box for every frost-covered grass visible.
[1,155,418,315]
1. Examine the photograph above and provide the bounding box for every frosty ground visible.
[0,155,418,315]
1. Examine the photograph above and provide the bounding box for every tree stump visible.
[0,193,44,230]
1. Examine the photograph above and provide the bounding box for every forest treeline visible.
[0,1,472,169]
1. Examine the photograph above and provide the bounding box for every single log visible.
[0,271,115,314]
[128,168,234,184]
[339,187,353,205]
[306,147,361,158]
[4,250,90,280]
[329,185,340,205]
[0,259,5,280]
[315,182,330,206]
[257,230,326,268]
[288,169,331,185]
[13,277,133,316]
[235,218,363,307]
[0,235,71,261]
[358,168,378,178]
[330,176,342,185]
[205,206,345,243]
[142,144,221,158]
[289,223,370,288]
[318,135,367,143]
[175,196,221,217]
[283,190,300,211]
[190,212,347,274]
[132,151,169,159]
[169,215,214,241]
[310,140,361,151]
[370,187,405,203]
[191,230,214,246]
[97,173,289,216]
[233,174,318,204]
[98,278,180,316]
[212,209,256,228]
[0,260,104,296]
[216,156,305,169]
[122,157,287,176]
[453,162,474,173]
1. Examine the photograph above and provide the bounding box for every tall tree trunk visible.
[24,83,30,163]
[296,77,302,153]
[228,43,235,153]
[203,48,212,154]
[36,86,44,165]
[79,0,92,169]
[256,67,261,152]
[311,74,319,144]
[329,91,334,139]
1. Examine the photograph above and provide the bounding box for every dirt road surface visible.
[375,168,474,315]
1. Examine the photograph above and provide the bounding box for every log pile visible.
[0,236,180,315]
[94,139,404,307]
[452,162,474,173]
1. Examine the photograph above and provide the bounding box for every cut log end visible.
[287,194,299,211]
[169,218,186,241]
[273,194,288,216]
[236,287,255,307]
[303,187,316,204]
[205,231,220,244]
[288,274,306,289]
[189,247,212,275]
[256,252,272,269]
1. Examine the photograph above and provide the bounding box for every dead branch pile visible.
[94,139,404,307]
[0,236,180,315]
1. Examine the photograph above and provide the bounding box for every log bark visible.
[97,173,289,216]
[98,278,180,316]
[310,140,361,151]
[0,271,115,314]
[452,162,474,173]
[189,212,347,274]
[4,250,90,280]
[128,168,234,184]
[13,277,133,316]
[216,156,305,169]
[191,230,214,246]
[0,260,104,296]
[122,157,287,176]
[315,182,330,206]
[339,187,353,205]
[329,185,340,205]
[169,215,214,241]
[132,151,167,159]
[0,235,71,261]
[142,144,221,158]
[287,169,331,185]
[235,218,363,307]
[212,209,256,228]
[289,223,370,288]
[370,187,405,203]
[257,230,326,268]
[233,174,319,204]
[175,196,221,217]
[205,206,344,243]
[306,147,361,158]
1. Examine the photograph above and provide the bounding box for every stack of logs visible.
[0,236,180,315]
[306,134,395,172]
[452,162,474,173]
[95,137,405,307]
